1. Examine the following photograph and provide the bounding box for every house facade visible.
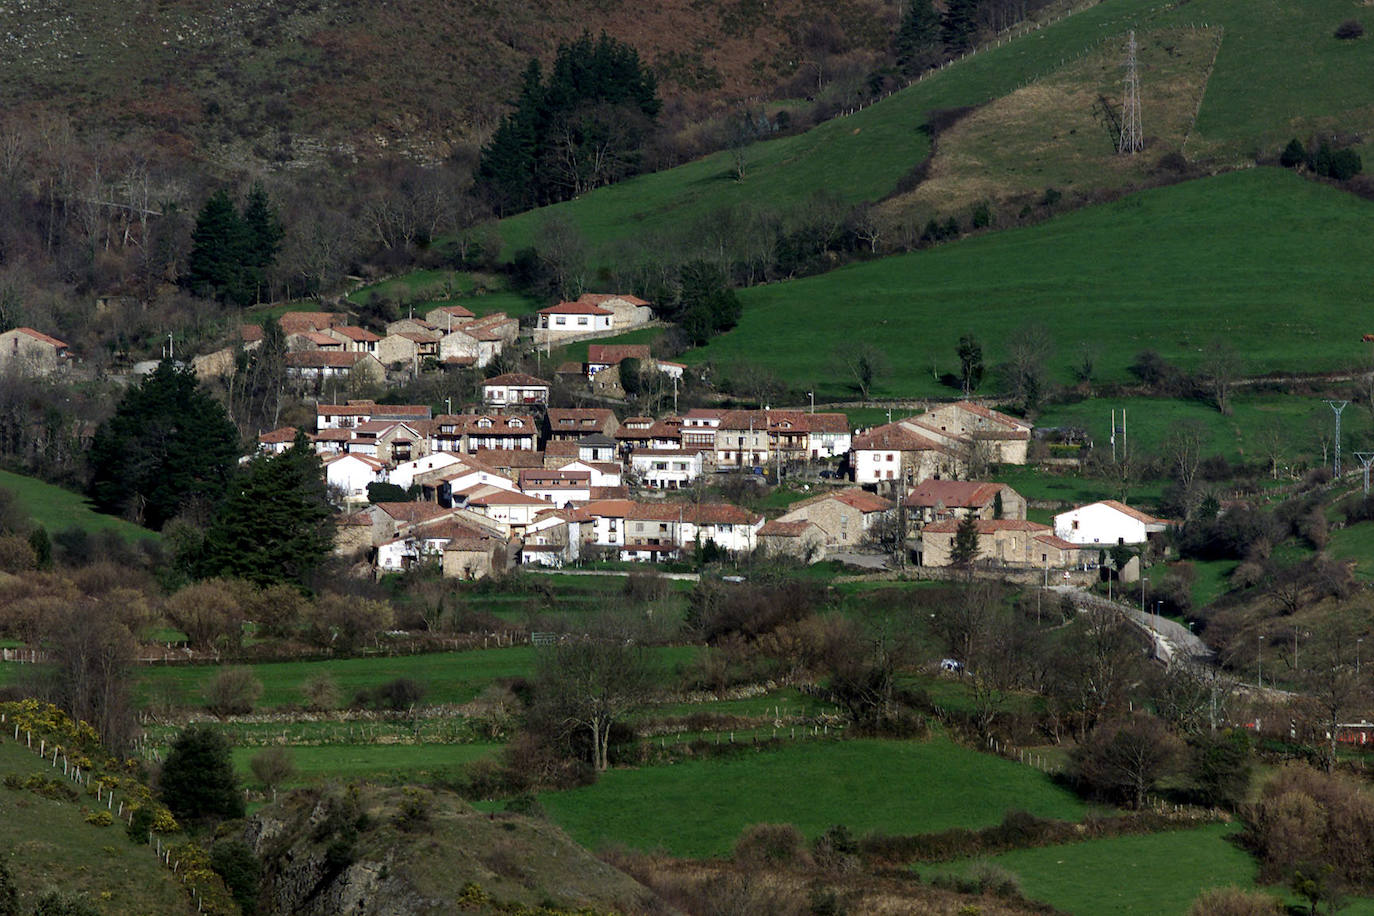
[482,373,551,408]
[1053,500,1169,547]
[0,328,72,376]
[537,300,613,340]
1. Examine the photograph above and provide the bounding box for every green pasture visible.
[231,742,501,787]
[922,823,1258,915]
[989,464,1164,510]
[133,645,701,709]
[1036,394,1372,469]
[687,169,1374,398]
[347,270,541,318]
[491,0,1374,260]
[1329,520,1374,580]
[538,737,1088,858]
[0,469,157,542]
[0,741,189,915]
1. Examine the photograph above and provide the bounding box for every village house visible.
[454,484,556,533]
[681,409,724,450]
[470,448,546,478]
[424,304,476,329]
[323,453,387,506]
[914,402,1033,465]
[537,300,613,341]
[920,519,1083,568]
[442,532,514,580]
[385,317,438,337]
[546,408,620,440]
[903,480,1027,528]
[758,519,829,562]
[586,344,652,380]
[431,414,537,453]
[711,410,852,467]
[775,488,895,548]
[0,327,73,376]
[325,325,382,354]
[256,426,301,455]
[278,311,346,335]
[573,434,619,464]
[389,452,468,491]
[285,351,385,384]
[287,330,346,352]
[412,456,520,506]
[376,331,440,367]
[438,312,519,368]
[576,293,654,328]
[629,448,704,489]
[482,373,551,408]
[316,401,432,431]
[343,420,430,464]
[520,509,587,567]
[1053,500,1170,547]
[851,422,964,486]
[556,458,622,488]
[518,468,592,505]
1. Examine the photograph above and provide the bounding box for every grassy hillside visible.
[0,469,157,542]
[495,0,1374,258]
[0,740,190,915]
[685,168,1374,397]
[540,738,1088,858]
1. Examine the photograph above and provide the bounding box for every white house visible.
[559,459,622,488]
[323,453,387,505]
[390,452,467,491]
[537,300,613,341]
[455,484,555,531]
[481,373,551,408]
[1053,500,1169,547]
[518,468,592,506]
[630,448,704,489]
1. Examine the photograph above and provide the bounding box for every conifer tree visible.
[186,188,250,304]
[200,430,333,588]
[894,0,942,76]
[241,182,284,302]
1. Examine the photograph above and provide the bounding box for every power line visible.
[1326,400,1348,476]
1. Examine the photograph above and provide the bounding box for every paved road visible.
[1051,586,1212,665]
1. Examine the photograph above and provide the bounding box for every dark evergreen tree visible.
[1279,137,1307,168]
[241,182,284,302]
[88,361,240,530]
[186,189,250,305]
[477,33,660,213]
[676,260,742,346]
[951,514,981,568]
[894,0,943,76]
[160,724,245,824]
[199,430,333,588]
[941,0,980,52]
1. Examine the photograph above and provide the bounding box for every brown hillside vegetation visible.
[878,25,1222,228]
[0,0,893,170]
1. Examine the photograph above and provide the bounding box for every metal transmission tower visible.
[1356,452,1374,495]
[1327,400,1349,477]
[1119,31,1143,155]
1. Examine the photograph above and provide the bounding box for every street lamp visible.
[807,391,815,415]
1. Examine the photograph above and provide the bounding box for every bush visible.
[84,809,113,827]
[203,667,263,717]
[1245,765,1374,888]
[30,893,99,916]
[1188,886,1282,915]
[210,838,261,915]
[1335,19,1364,39]
[812,824,860,872]
[301,672,341,710]
[354,677,426,711]
[159,724,244,825]
[733,823,812,868]
[249,747,296,793]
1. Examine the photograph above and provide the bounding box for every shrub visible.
[812,824,860,872]
[393,787,431,832]
[301,672,341,710]
[1188,886,1282,915]
[249,747,296,794]
[127,804,156,842]
[1280,138,1307,168]
[210,838,261,915]
[355,678,426,711]
[733,823,812,868]
[29,892,99,916]
[203,667,263,717]
[159,724,244,825]
[1335,19,1364,39]
[1245,765,1374,888]
[84,809,113,827]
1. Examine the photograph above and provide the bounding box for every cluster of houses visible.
[255,393,1167,580]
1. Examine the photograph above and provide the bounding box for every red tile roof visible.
[541,300,611,315]
[435,414,536,435]
[851,422,949,453]
[904,480,1006,509]
[13,327,70,349]
[240,324,265,343]
[302,331,343,346]
[548,408,617,429]
[588,344,652,365]
[430,304,476,320]
[1092,500,1168,526]
[279,311,344,332]
[331,325,382,342]
[257,426,300,444]
[483,373,551,387]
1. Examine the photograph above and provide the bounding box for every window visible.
[555,316,567,326]
[1071,519,1079,530]
[577,317,588,326]
[509,419,523,428]
[886,454,894,462]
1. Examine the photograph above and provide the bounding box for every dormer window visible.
[509,419,523,428]
[478,418,492,428]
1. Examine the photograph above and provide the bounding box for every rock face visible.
[246,785,651,916]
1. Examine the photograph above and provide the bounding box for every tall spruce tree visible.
[199,430,333,588]
[241,182,284,303]
[160,725,244,824]
[186,188,250,304]
[941,0,980,52]
[895,0,943,76]
[88,361,240,530]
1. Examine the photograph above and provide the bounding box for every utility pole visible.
[1118,30,1142,154]
[1327,400,1348,477]
[1356,451,1374,495]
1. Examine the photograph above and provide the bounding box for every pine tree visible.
[241,182,283,302]
[951,515,982,568]
[941,0,980,52]
[186,189,250,305]
[160,724,244,824]
[88,361,240,530]
[200,430,334,588]
[895,0,943,76]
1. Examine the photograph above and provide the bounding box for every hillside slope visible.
[495,0,1374,257]
[683,168,1374,397]
[0,0,890,170]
